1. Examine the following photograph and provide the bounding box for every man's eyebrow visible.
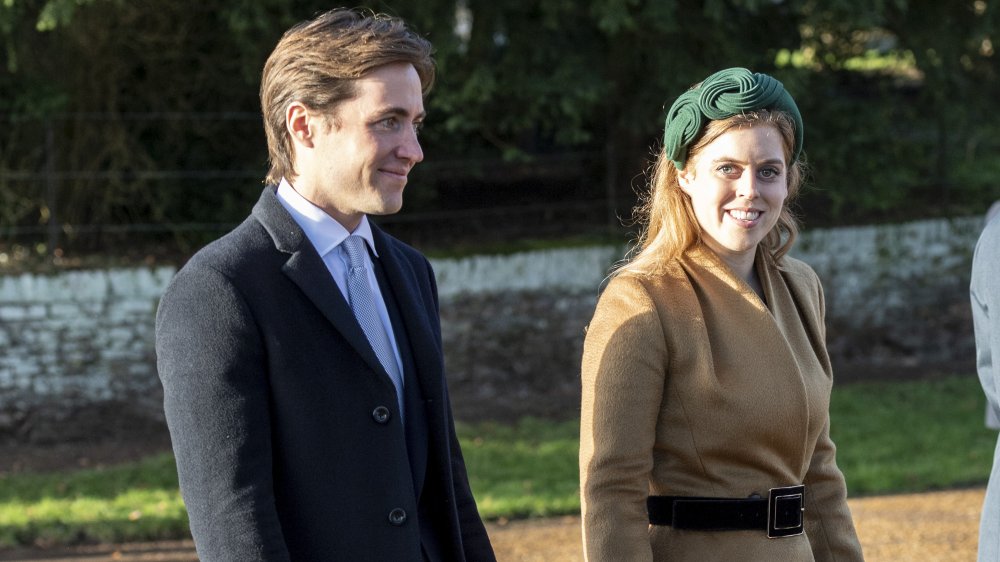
[376,106,427,120]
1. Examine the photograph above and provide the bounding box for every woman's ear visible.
[677,165,696,195]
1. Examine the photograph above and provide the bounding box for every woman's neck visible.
[710,244,764,298]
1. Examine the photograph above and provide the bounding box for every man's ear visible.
[286,102,314,149]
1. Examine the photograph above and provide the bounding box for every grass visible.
[459,417,580,520]
[0,454,188,547]
[832,376,998,495]
[0,376,995,548]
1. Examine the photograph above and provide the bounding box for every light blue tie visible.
[342,235,405,420]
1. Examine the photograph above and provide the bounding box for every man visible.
[155,9,496,561]
[972,205,1000,561]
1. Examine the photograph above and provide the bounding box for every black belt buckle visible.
[767,485,804,538]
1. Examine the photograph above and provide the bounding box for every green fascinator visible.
[663,67,803,170]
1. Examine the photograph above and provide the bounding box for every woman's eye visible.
[759,167,781,179]
[717,164,737,175]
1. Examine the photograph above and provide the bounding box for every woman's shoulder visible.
[775,254,822,289]
[587,267,687,348]
[604,259,689,299]
[598,271,655,311]
[595,261,697,326]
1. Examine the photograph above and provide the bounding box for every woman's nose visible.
[736,173,758,199]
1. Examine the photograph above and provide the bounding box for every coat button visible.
[372,406,391,424]
[388,508,407,526]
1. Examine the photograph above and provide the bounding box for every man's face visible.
[304,62,425,230]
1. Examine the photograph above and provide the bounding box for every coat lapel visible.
[370,225,443,405]
[372,254,430,495]
[681,245,813,460]
[252,187,389,380]
[370,224,440,496]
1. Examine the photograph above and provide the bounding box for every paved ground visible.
[0,487,985,561]
[488,488,986,561]
[849,488,984,561]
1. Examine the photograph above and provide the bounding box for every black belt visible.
[647,485,805,539]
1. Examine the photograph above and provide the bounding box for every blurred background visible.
[0,1,999,559]
[1,0,998,262]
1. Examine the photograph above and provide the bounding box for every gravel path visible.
[0,488,985,561]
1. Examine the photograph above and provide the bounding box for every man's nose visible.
[397,127,423,163]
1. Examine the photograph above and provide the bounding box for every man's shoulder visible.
[973,218,1000,289]
[177,215,275,279]
[976,217,1000,257]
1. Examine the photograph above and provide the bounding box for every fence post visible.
[45,118,59,254]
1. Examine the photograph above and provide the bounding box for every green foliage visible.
[34,0,105,32]
[1,0,999,253]
[791,0,1000,222]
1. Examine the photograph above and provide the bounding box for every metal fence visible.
[0,113,624,257]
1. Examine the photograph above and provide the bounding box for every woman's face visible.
[678,125,788,262]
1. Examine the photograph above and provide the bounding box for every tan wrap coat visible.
[580,245,864,561]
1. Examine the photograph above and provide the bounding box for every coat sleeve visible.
[423,258,497,561]
[972,221,1000,425]
[446,390,498,561]
[802,418,865,561]
[801,277,865,562]
[971,220,1000,560]
[155,263,290,562]
[580,276,668,562]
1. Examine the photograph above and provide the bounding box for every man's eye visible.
[413,121,424,134]
[376,118,399,130]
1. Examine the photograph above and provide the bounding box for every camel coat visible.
[580,245,863,562]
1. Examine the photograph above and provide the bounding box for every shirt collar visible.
[275,178,379,257]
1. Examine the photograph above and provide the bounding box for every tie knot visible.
[342,235,368,270]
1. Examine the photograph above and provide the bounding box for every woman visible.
[579,68,864,561]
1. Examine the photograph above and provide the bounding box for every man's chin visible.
[368,200,404,216]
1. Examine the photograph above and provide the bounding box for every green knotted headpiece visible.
[663,67,803,170]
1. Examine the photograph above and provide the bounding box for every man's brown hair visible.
[260,8,435,185]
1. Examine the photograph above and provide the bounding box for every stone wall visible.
[0,268,175,441]
[795,217,981,378]
[0,218,986,439]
